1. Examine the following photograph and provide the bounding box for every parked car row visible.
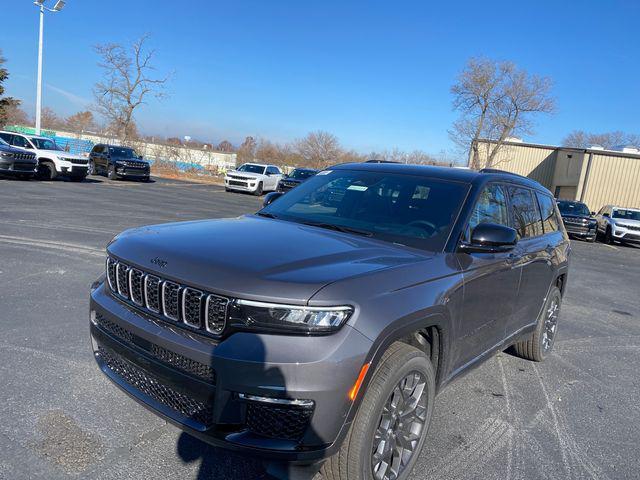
[0,131,152,183]
[556,199,640,246]
[224,163,318,195]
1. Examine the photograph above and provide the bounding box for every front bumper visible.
[225,178,259,192]
[90,282,370,462]
[0,160,37,175]
[115,166,150,179]
[613,228,640,244]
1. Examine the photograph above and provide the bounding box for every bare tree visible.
[93,35,169,143]
[295,131,341,169]
[65,110,95,133]
[237,136,257,163]
[40,107,63,130]
[217,140,234,152]
[450,57,555,169]
[562,130,640,149]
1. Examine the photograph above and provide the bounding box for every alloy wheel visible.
[371,371,428,480]
[542,298,559,351]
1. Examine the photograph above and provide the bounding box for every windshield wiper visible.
[256,212,278,219]
[300,221,373,237]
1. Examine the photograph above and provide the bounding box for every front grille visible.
[116,264,130,298]
[70,158,88,165]
[246,402,314,440]
[98,345,214,426]
[162,282,181,321]
[205,295,228,334]
[145,275,161,313]
[625,225,640,232]
[183,288,204,328]
[129,269,145,305]
[106,257,229,337]
[123,161,147,168]
[228,180,246,186]
[94,312,215,383]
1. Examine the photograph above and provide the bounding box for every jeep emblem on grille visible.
[150,257,168,268]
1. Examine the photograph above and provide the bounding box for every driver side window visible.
[468,184,510,233]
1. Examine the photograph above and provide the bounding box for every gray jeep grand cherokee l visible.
[90,163,570,480]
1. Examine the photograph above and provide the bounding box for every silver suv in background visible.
[595,205,640,245]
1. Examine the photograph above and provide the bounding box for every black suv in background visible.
[88,144,150,181]
[90,164,569,480]
[277,167,318,192]
[556,199,597,242]
[0,137,37,179]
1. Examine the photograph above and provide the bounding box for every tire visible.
[513,286,562,362]
[604,227,613,244]
[254,182,263,196]
[107,165,118,180]
[87,160,96,176]
[320,342,435,480]
[37,162,57,181]
[587,235,596,243]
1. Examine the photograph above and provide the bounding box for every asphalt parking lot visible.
[1,175,639,480]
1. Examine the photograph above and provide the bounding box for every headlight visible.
[0,152,11,159]
[229,299,353,333]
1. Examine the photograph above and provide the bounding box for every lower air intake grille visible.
[246,402,313,440]
[98,345,214,426]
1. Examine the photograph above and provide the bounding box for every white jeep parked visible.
[224,163,283,195]
[0,131,88,182]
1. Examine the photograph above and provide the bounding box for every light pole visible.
[33,0,65,135]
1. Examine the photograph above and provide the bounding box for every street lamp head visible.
[34,0,45,6]
[52,0,66,11]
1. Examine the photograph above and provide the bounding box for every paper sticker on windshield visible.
[317,170,332,175]
[347,185,368,191]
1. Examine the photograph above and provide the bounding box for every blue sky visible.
[2,0,639,159]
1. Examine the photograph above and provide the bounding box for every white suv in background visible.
[224,163,283,195]
[595,205,640,245]
[0,131,89,182]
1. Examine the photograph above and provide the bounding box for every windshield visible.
[289,169,317,180]
[109,147,138,158]
[613,209,640,221]
[557,201,590,216]
[31,138,62,150]
[237,164,266,174]
[261,169,469,251]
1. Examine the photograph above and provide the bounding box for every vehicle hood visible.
[613,218,640,228]
[107,215,432,304]
[38,149,85,159]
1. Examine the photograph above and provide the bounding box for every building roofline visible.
[476,138,640,159]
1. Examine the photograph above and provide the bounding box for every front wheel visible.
[87,160,96,176]
[321,342,435,480]
[604,227,614,244]
[253,181,263,196]
[513,286,562,362]
[107,165,118,180]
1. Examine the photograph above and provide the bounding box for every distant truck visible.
[0,131,88,181]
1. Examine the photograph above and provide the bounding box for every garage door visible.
[554,186,577,200]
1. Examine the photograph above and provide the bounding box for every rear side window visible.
[508,187,544,238]
[468,184,510,231]
[536,193,559,233]
[12,135,30,148]
[267,166,280,175]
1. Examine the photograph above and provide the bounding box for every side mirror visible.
[459,223,518,253]
[603,212,610,217]
[263,191,283,207]
[138,155,143,160]
[591,211,595,216]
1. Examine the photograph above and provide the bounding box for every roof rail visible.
[479,168,529,179]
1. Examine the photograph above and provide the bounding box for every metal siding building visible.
[473,140,640,211]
